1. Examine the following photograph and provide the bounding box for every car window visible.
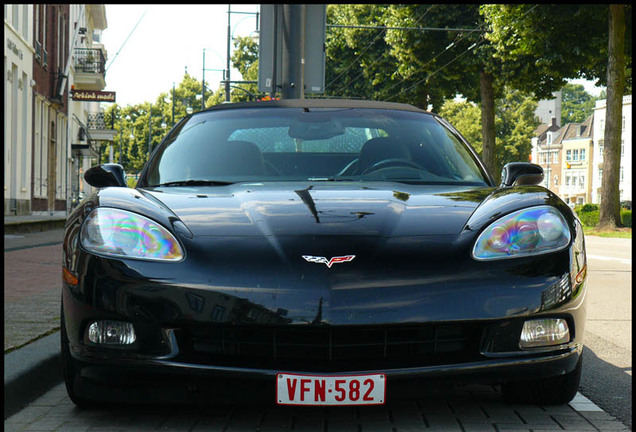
[229,127,384,153]
[142,108,489,187]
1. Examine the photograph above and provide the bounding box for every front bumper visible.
[62,220,587,392]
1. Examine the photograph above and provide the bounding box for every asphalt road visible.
[580,236,632,428]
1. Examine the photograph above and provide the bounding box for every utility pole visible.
[225,4,232,102]
[202,49,206,110]
[148,106,153,158]
[172,82,175,126]
[281,4,305,99]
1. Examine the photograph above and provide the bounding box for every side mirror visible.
[84,164,127,188]
[500,162,544,187]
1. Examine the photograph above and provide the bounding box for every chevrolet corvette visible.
[61,99,587,407]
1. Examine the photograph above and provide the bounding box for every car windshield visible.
[141,107,489,187]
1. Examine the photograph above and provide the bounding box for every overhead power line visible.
[105,8,148,73]
[385,4,540,103]
[326,4,436,94]
[327,24,485,32]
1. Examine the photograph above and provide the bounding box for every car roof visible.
[200,98,431,114]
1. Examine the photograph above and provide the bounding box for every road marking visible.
[587,254,631,265]
[569,392,604,412]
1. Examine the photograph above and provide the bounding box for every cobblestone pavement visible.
[4,383,630,432]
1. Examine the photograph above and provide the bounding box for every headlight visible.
[472,206,570,260]
[81,208,184,261]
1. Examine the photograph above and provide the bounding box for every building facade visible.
[560,116,594,205]
[4,4,114,216]
[591,95,632,204]
[31,4,70,213]
[4,4,34,215]
[67,5,114,205]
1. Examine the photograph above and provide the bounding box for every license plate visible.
[276,373,386,406]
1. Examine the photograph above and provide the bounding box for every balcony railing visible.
[73,48,105,74]
[88,113,107,130]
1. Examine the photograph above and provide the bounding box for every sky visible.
[101,5,606,108]
[102,4,260,107]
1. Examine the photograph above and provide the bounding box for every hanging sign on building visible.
[71,89,116,102]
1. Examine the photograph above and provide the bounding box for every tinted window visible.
[142,108,488,186]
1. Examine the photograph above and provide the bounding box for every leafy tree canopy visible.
[481,4,632,98]
[439,88,538,175]
[561,83,599,125]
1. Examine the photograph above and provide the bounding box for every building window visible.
[598,168,603,184]
[580,175,585,187]
[566,175,570,186]
[623,116,626,131]
[566,150,572,161]
[580,149,585,161]
[598,140,604,160]
[12,4,19,29]
[22,4,28,39]
[620,167,624,182]
[621,141,624,156]
[34,5,39,44]
[42,6,46,56]
[573,149,579,161]
[553,152,558,164]
[600,118,604,133]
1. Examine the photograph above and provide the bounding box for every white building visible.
[5,4,114,216]
[67,5,113,203]
[4,4,34,215]
[591,95,632,204]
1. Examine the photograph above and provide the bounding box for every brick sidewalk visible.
[4,245,62,303]
[4,244,63,351]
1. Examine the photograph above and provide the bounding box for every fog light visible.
[88,320,136,345]
[520,318,569,348]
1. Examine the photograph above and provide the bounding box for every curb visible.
[4,218,67,235]
[4,332,63,419]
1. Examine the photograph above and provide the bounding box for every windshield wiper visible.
[152,179,234,187]
[307,177,355,182]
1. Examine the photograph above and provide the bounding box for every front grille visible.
[177,323,486,372]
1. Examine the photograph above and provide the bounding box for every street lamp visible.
[225,5,259,102]
[202,48,226,110]
[148,105,154,158]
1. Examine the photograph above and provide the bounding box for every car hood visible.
[139,182,493,238]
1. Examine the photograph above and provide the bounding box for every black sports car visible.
[61,99,587,407]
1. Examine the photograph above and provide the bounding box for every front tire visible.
[502,355,582,405]
[60,301,95,408]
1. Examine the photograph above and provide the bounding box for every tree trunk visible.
[598,4,625,230]
[480,70,497,178]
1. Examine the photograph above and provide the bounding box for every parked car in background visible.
[61,99,587,407]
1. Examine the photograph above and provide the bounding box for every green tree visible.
[325,4,398,101]
[439,99,482,152]
[561,83,598,125]
[325,4,506,176]
[494,87,539,174]
[440,88,538,175]
[482,4,631,228]
[229,35,260,102]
